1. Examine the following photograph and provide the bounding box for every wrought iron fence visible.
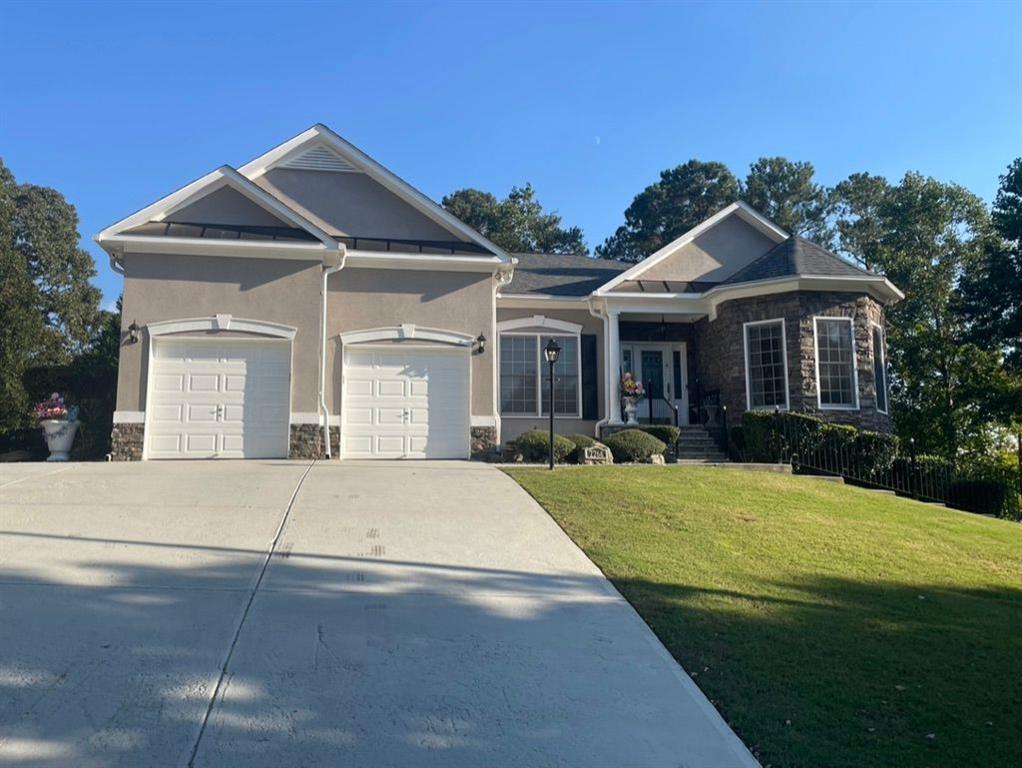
[730,410,1021,521]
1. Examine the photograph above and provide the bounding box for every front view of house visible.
[98,124,903,461]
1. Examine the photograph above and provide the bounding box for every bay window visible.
[814,317,858,409]
[744,319,789,410]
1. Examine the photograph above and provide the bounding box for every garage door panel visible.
[377,380,405,398]
[148,340,290,460]
[187,374,220,393]
[154,374,185,393]
[342,344,470,459]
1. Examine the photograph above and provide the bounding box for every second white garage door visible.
[342,345,470,459]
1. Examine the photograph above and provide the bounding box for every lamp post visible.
[544,338,561,470]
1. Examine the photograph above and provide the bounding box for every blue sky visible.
[2,0,1019,306]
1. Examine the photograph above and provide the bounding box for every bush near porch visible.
[505,464,1022,768]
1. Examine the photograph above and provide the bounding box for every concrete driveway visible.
[0,460,757,767]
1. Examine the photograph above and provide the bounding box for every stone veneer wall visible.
[695,291,892,433]
[289,424,340,459]
[470,426,499,461]
[110,424,144,461]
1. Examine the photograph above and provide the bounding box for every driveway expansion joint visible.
[184,459,315,768]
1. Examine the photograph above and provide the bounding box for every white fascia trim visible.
[496,315,584,334]
[339,325,475,346]
[594,201,789,295]
[147,316,298,340]
[237,124,512,263]
[100,234,328,260]
[95,165,337,250]
[496,294,588,310]
[743,318,790,412]
[292,412,340,426]
[113,410,145,424]
[343,250,505,272]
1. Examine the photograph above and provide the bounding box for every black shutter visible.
[581,334,598,419]
[673,350,683,399]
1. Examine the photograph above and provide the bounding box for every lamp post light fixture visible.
[543,338,561,470]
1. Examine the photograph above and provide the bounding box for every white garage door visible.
[147,339,290,459]
[342,345,470,459]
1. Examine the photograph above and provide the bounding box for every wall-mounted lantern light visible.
[476,333,486,354]
[128,322,140,344]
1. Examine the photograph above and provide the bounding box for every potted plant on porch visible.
[621,373,644,426]
[35,393,80,462]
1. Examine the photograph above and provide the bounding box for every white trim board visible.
[496,315,584,334]
[113,410,145,424]
[146,316,298,340]
[339,325,475,347]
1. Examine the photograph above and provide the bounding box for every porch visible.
[607,313,724,430]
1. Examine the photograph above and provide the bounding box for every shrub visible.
[948,479,1011,518]
[604,429,666,463]
[639,425,680,446]
[853,430,900,478]
[564,433,597,462]
[514,429,575,463]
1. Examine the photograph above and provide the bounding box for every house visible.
[97,124,903,461]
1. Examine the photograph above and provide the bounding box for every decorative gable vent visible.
[281,145,360,173]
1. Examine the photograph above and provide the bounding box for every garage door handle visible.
[216,404,224,422]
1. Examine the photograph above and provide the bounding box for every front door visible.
[622,344,688,424]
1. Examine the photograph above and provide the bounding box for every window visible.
[744,320,789,410]
[872,325,888,414]
[499,334,580,417]
[814,317,858,409]
[499,335,538,415]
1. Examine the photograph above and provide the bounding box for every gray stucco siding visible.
[256,169,460,241]
[327,268,496,418]
[116,253,323,414]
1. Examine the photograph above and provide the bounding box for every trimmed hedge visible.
[638,425,680,446]
[564,433,597,463]
[514,429,575,463]
[604,429,666,463]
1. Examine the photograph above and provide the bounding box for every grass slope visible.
[505,465,1022,768]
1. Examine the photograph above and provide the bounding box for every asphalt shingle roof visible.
[504,252,630,296]
[723,236,874,285]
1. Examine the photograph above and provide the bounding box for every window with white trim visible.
[499,333,580,417]
[744,320,788,409]
[815,317,858,408]
[872,325,888,414]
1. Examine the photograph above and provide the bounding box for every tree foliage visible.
[442,183,585,254]
[958,159,1022,372]
[743,157,833,246]
[0,159,104,434]
[595,160,740,261]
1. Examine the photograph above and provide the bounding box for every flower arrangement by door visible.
[621,373,644,425]
[35,393,80,462]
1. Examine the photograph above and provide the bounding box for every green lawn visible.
[505,465,1022,768]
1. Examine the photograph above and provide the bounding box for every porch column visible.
[607,309,622,424]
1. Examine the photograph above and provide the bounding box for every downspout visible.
[587,297,611,438]
[319,244,347,458]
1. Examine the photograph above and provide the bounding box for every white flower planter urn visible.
[41,420,79,462]
[623,397,639,425]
